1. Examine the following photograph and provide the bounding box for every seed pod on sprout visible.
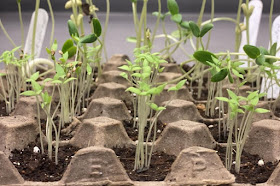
[78,61,83,66]
[65,1,72,9]
[241,3,248,16]
[248,6,255,17]
[77,14,84,26]
[72,67,76,72]
[59,50,63,55]
[67,73,71,78]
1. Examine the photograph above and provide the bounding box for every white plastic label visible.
[24,8,48,58]
[239,0,263,67]
[260,15,280,99]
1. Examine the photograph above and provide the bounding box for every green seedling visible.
[216,89,269,173]
[120,46,186,172]
[0,46,30,114]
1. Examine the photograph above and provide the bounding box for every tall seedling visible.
[120,46,186,172]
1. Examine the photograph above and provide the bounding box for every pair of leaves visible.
[62,39,77,59]
[243,43,277,66]
[68,18,102,44]
[189,21,214,38]
[193,50,217,66]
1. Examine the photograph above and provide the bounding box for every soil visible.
[0,101,9,117]
[9,142,80,182]
[216,145,279,185]
[113,147,176,181]
[196,103,228,119]
[273,107,280,118]
[191,87,209,100]
[123,119,167,142]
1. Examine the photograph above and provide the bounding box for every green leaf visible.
[232,69,243,79]
[176,79,187,89]
[30,71,40,81]
[168,86,177,91]
[20,90,37,96]
[46,47,51,55]
[56,64,65,77]
[216,97,229,102]
[200,23,213,37]
[180,21,189,29]
[256,54,265,65]
[228,71,234,83]
[211,68,228,82]
[243,45,260,59]
[67,20,79,37]
[167,0,179,15]
[126,37,137,43]
[171,14,182,24]
[31,80,41,93]
[51,40,58,51]
[269,42,277,63]
[132,73,141,78]
[126,87,141,95]
[44,78,53,82]
[154,84,166,95]
[67,46,77,59]
[63,77,76,84]
[157,107,166,111]
[189,21,200,37]
[255,108,270,113]
[193,51,217,66]
[92,18,102,37]
[79,34,98,44]
[62,39,74,53]
[120,72,128,80]
[149,103,159,111]
[52,80,62,84]
[227,89,238,100]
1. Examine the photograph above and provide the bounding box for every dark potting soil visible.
[191,87,209,101]
[216,145,279,185]
[0,101,9,116]
[123,119,167,142]
[208,123,228,143]
[196,103,228,119]
[9,142,79,182]
[113,147,175,181]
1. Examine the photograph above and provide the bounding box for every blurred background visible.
[0,0,279,64]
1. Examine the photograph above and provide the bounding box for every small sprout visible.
[232,161,236,165]
[258,159,265,166]
[33,146,40,153]
[59,50,63,55]
[157,129,161,133]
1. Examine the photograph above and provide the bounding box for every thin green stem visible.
[0,19,17,48]
[17,1,25,48]
[269,0,274,47]
[47,0,55,52]
[31,0,40,60]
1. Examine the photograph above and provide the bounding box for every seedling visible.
[216,89,269,173]
[120,46,186,172]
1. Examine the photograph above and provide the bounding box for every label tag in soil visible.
[24,8,48,58]
[261,15,280,99]
[239,0,263,67]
